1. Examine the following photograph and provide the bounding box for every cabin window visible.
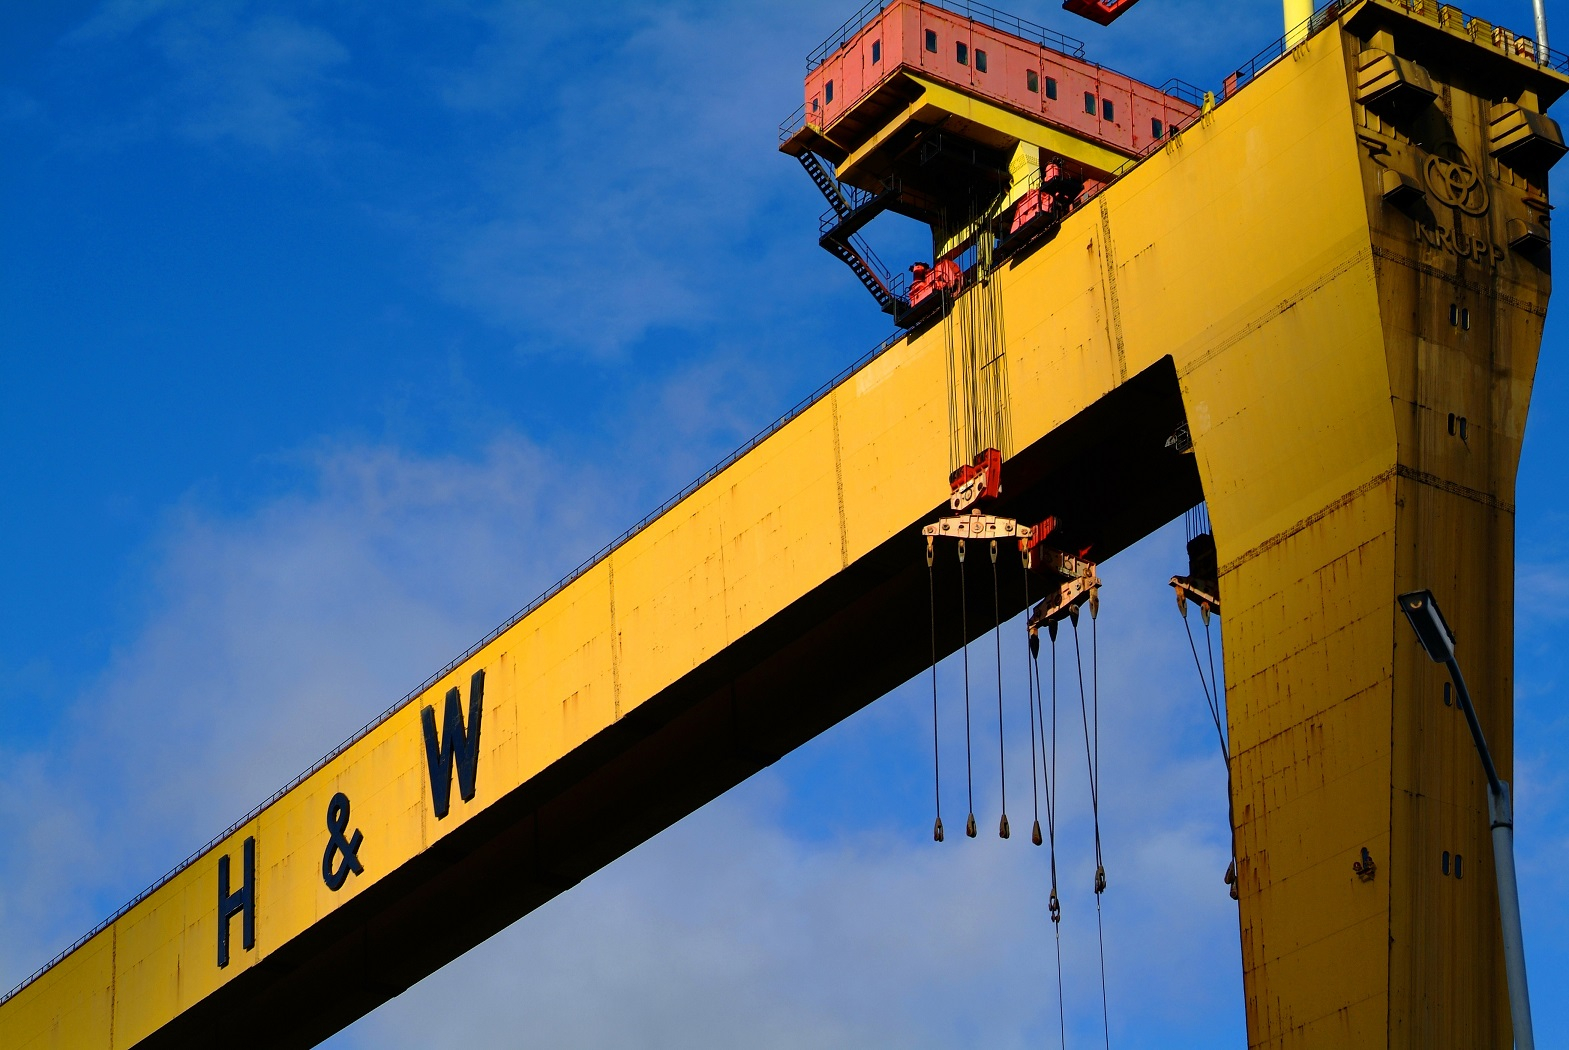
[975,49,987,72]
[1442,851,1451,875]
[1046,76,1057,99]
[1027,69,1039,92]
[1084,91,1096,114]
[1103,98,1115,121]
[825,80,834,104]
[1152,118,1164,138]
[871,40,881,63]
[811,97,818,112]
[925,29,937,53]
[956,42,968,65]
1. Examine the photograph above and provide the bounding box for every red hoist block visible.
[948,448,1002,510]
[908,258,964,308]
[1020,516,1059,569]
[1061,0,1144,25]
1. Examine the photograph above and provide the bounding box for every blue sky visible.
[1,0,1565,1045]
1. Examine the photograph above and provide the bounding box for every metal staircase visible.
[795,153,907,318]
[796,151,851,219]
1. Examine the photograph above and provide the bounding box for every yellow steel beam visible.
[1,1,1561,1046]
[836,72,1132,188]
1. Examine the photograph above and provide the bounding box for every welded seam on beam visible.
[608,558,622,720]
[1392,464,1515,514]
[1370,245,1546,317]
[1217,459,1390,600]
[0,326,917,1014]
[1098,199,1128,383]
[1178,246,1373,380]
[832,392,849,569]
[108,927,116,1050]
[1219,464,1514,577]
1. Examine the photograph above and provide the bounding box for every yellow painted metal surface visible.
[0,1,1558,1046]
[836,72,1133,186]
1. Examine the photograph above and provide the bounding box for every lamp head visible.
[1397,590,1456,664]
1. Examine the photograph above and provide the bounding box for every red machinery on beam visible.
[1062,0,1144,26]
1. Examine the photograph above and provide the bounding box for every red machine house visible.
[782,0,1200,324]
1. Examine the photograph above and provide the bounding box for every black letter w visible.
[422,669,484,819]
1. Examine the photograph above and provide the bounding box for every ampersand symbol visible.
[321,791,364,891]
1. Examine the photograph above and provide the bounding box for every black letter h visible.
[217,836,256,968]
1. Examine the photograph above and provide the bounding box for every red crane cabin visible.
[802,0,1198,181]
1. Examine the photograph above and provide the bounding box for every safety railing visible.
[1157,77,1207,110]
[1223,1,1341,98]
[778,102,809,145]
[0,318,916,1011]
[806,0,1085,73]
[816,177,902,237]
[1386,0,1567,73]
[1226,0,1567,100]
[10,0,1561,1012]
[859,235,909,300]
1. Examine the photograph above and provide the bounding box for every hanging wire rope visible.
[944,271,963,474]
[1091,603,1110,1050]
[991,539,1009,838]
[1024,560,1043,847]
[1041,620,1066,1050]
[928,540,944,842]
[1180,604,1229,766]
[942,195,1011,475]
[1177,581,1241,898]
[1070,613,1104,883]
[959,539,977,838]
[1204,608,1241,899]
[1072,608,1111,1050]
[1205,614,1222,742]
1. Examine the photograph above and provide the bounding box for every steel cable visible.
[1181,609,1228,767]
[1024,558,1042,847]
[929,541,943,842]
[959,539,976,838]
[1044,623,1065,1049]
[1073,612,1110,1050]
[991,540,1008,838]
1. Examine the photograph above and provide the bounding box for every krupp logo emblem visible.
[1424,149,1488,216]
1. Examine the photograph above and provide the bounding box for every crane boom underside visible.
[1,2,1562,1045]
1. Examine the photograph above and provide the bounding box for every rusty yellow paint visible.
[1,0,1559,1046]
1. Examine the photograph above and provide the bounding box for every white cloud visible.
[405,0,882,358]
[60,1,351,151]
[0,435,617,986]
[0,431,1248,1047]
[157,10,349,149]
[322,521,1247,1048]
[11,1,1567,1043]
[1519,559,1569,622]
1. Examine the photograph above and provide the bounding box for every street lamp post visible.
[1397,590,1534,1050]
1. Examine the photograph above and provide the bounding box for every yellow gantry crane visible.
[1,1,1562,1046]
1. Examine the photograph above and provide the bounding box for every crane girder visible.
[1,2,1561,1045]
